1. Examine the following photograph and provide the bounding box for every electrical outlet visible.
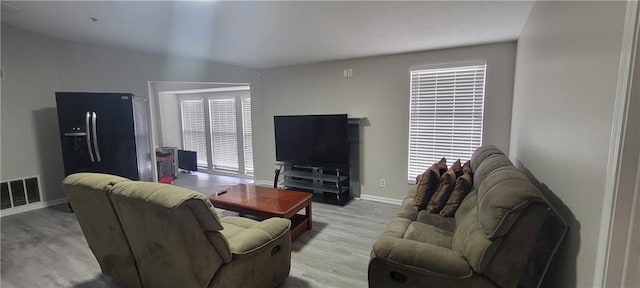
[379,178,386,187]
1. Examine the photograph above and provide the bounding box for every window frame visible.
[208,97,241,173]
[178,98,208,168]
[178,88,253,177]
[407,61,487,183]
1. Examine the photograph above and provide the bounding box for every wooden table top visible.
[208,184,312,217]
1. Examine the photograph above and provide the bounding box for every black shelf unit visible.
[273,117,364,205]
[279,164,350,205]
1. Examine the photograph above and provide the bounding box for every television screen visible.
[274,114,348,166]
[177,149,197,171]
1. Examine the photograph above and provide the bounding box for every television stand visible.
[276,163,350,205]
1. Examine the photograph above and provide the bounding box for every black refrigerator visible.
[55,92,153,181]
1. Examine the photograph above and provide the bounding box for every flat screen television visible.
[177,149,198,172]
[274,114,348,167]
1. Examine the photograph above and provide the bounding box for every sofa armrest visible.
[372,236,472,278]
[226,218,291,256]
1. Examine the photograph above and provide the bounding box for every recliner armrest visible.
[372,236,472,278]
[226,218,291,256]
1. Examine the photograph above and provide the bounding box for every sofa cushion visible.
[111,181,224,231]
[396,202,419,221]
[472,154,513,190]
[426,169,456,213]
[455,190,477,223]
[220,216,259,238]
[476,167,544,239]
[220,217,291,256]
[404,222,453,249]
[416,210,456,232]
[403,185,417,206]
[381,217,413,239]
[414,166,441,209]
[452,211,500,273]
[371,236,473,278]
[470,145,505,172]
[440,172,473,217]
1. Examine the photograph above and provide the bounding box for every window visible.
[180,99,208,166]
[241,98,254,175]
[408,63,486,181]
[179,89,253,176]
[209,98,239,172]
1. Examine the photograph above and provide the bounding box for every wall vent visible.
[1,176,42,210]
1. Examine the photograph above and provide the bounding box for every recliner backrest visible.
[452,145,548,287]
[62,173,142,288]
[109,181,231,288]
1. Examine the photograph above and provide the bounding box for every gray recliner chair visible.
[64,173,292,288]
[63,173,142,288]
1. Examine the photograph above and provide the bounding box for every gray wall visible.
[509,1,626,287]
[158,92,181,148]
[257,42,517,200]
[1,24,62,200]
[1,24,259,201]
[151,82,247,147]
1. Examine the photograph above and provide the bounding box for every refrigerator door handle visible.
[85,111,95,162]
[91,112,102,162]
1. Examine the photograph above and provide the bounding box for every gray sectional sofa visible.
[369,145,567,288]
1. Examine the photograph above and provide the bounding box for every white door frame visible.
[595,1,640,286]
[146,81,252,182]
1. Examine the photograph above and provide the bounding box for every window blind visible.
[180,99,208,167]
[209,98,239,172]
[241,97,254,175]
[408,64,486,181]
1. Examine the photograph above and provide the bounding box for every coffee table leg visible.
[306,202,312,230]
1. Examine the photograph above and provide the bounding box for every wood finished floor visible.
[1,174,398,288]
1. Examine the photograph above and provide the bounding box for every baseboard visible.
[357,194,403,205]
[0,198,68,217]
[254,180,274,187]
[254,180,403,205]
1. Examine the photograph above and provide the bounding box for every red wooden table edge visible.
[207,184,312,217]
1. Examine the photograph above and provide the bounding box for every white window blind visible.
[209,98,239,172]
[241,97,254,175]
[180,99,208,167]
[408,63,486,181]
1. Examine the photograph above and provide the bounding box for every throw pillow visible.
[434,157,447,176]
[451,159,463,178]
[414,166,441,209]
[440,172,473,217]
[462,160,471,174]
[426,169,456,213]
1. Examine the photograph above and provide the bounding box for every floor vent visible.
[1,176,42,210]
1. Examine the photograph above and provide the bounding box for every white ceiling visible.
[1,1,534,69]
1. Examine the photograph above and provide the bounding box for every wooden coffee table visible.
[208,184,312,240]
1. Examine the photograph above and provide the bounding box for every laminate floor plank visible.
[1,176,398,288]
